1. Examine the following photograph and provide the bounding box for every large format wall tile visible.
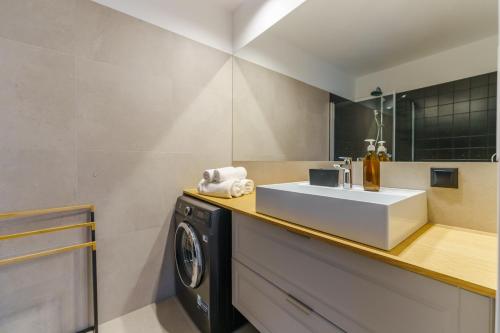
[0,0,233,327]
[76,58,173,152]
[377,162,497,232]
[0,37,76,151]
[0,0,76,53]
[77,150,169,239]
[163,75,232,155]
[96,226,172,322]
[233,57,330,161]
[76,52,231,156]
[0,250,89,332]
[169,33,233,95]
[76,58,232,155]
[74,0,175,78]
[0,149,77,211]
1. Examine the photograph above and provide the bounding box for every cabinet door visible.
[459,289,495,333]
[233,260,345,333]
[232,212,494,333]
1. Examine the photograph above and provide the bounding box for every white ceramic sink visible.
[256,182,428,250]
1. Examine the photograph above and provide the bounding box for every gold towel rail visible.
[0,241,95,267]
[0,222,96,241]
[0,204,95,220]
[0,204,98,333]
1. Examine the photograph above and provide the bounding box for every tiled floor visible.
[100,297,259,333]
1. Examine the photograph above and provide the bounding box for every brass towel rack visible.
[0,204,98,333]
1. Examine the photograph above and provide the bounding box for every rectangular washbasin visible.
[256,182,427,250]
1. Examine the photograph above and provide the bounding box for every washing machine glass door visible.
[175,221,204,288]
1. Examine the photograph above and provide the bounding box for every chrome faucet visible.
[334,157,353,189]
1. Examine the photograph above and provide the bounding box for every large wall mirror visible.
[232,0,498,162]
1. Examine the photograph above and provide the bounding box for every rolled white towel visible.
[214,166,247,183]
[197,179,243,198]
[203,169,216,182]
[240,179,255,195]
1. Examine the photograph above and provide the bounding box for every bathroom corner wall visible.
[233,57,330,161]
[0,0,232,326]
[235,161,498,233]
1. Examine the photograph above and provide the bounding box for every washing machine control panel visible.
[176,197,212,226]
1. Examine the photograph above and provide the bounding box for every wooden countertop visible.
[184,189,497,298]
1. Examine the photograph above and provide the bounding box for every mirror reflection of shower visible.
[331,90,395,161]
[370,86,385,150]
[335,72,497,162]
[373,110,383,142]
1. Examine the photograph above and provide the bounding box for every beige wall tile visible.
[0,37,76,151]
[164,76,232,155]
[0,0,233,326]
[76,51,231,156]
[0,0,76,53]
[376,162,497,233]
[236,161,498,233]
[76,58,174,152]
[74,0,176,77]
[77,151,169,239]
[169,33,233,96]
[233,58,330,161]
[0,250,89,332]
[97,226,171,322]
[0,149,77,211]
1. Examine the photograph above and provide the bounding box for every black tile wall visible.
[454,89,470,102]
[394,72,497,161]
[333,96,394,160]
[334,72,497,161]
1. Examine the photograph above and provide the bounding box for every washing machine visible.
[174,195,245,333]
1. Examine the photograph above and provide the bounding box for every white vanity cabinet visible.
[233,260,345,333]
[231,212,495,333]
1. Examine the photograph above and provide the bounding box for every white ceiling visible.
[93,0,241,52]
[211,0,246,11]
[266,0,498,76]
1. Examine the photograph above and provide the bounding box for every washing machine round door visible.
[175,222,204,288]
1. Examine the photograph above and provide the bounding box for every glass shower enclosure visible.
[332,93,396,161]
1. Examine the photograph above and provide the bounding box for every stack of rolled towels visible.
[197,166,255,199]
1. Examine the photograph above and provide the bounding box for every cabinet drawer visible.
[233,259,344,333]
[232,212,493,333]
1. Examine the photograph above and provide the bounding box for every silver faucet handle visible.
[338,157,353,166]
[338,157,353,189]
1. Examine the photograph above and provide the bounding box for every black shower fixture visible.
[371,86,383,97]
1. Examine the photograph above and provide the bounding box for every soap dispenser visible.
[363,139,380,192]
[377,141,390,161]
